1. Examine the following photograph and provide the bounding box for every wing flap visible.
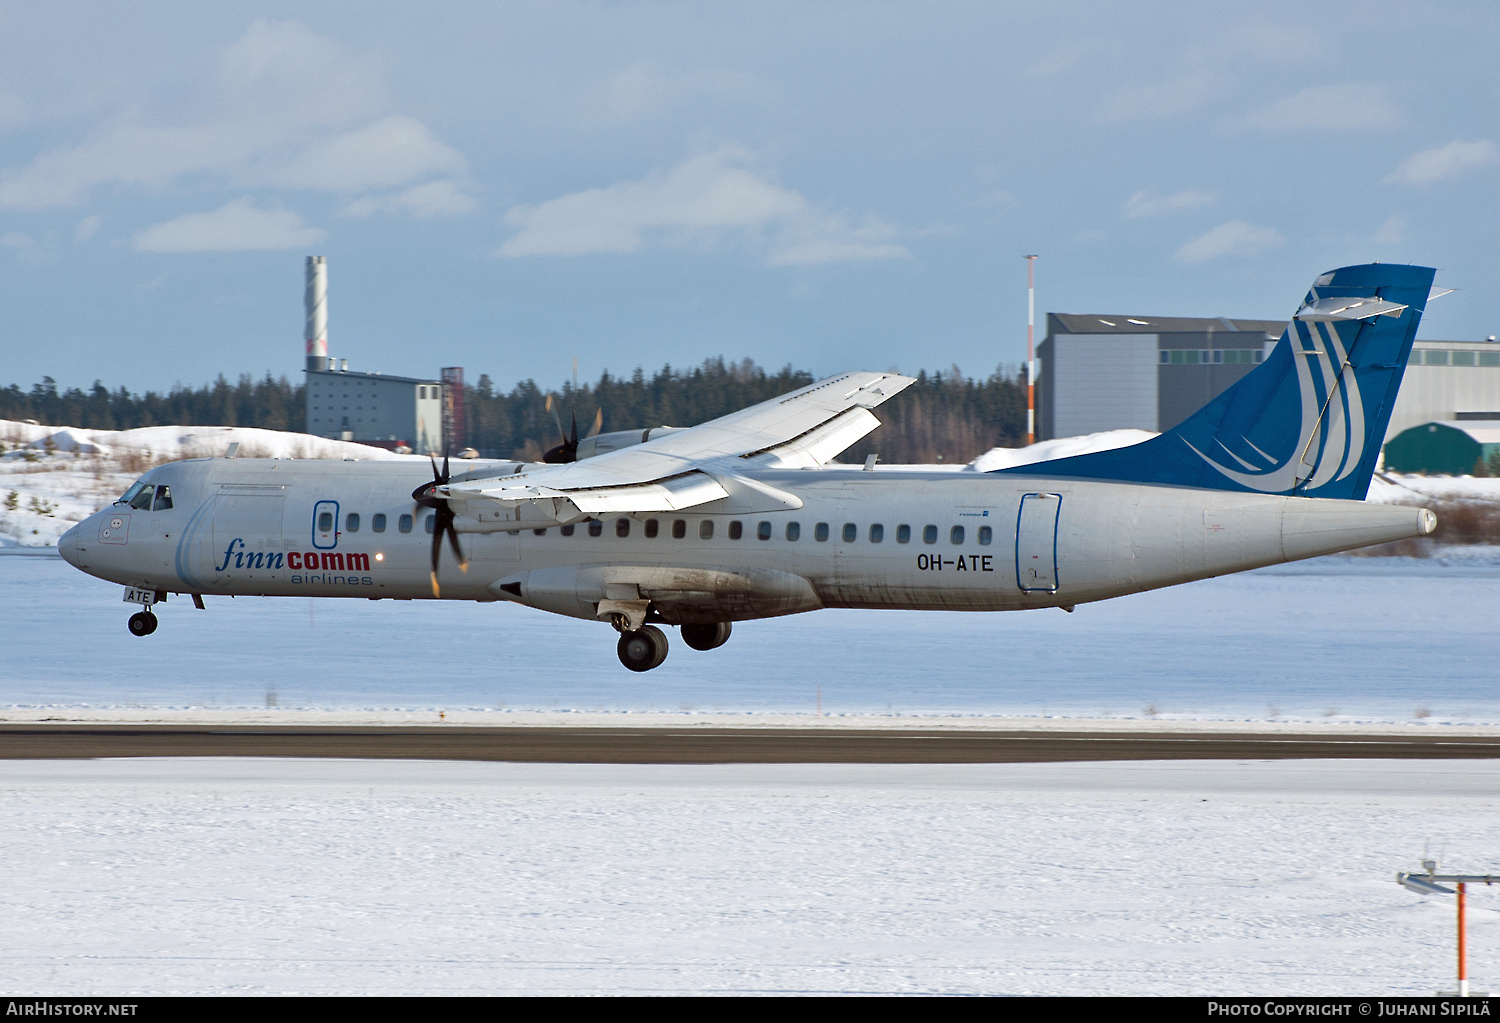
[742,406,883,468]
[562,471,730,514]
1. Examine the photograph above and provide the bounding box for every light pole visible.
[1024,255,1038,446]
[1397,863,1498,996]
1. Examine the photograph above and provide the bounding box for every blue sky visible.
[1,1,1496,393]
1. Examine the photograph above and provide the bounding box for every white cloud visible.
[1374,215,1406,244]
[497,147,907,266]
[1099,74,1219,122]
[133,197,325,252]
[1123,189,1215,219]
[1175,220,1283,263]
[75,215,103,241]
[1241,84,1399,133]
[1217,23,1319,62]
[0,20,464,213]
[1385,140,1500,185]
[342,180,477,219]
[587,62,768,123]
[273,115,465,191]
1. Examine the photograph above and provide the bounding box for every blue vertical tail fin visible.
[995,263,1436,499]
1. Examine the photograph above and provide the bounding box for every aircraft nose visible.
[58,522,82,567]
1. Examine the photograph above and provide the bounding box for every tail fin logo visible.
[1183,318,1364,493]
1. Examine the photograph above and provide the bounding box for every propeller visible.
[411,451,468,597]
[542,394,604,463]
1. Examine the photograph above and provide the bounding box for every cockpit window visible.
[152,486,172,511]
[117,481,150,507]
[128,485,155,511]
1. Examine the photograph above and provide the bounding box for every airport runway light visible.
[1395,866,1499,996]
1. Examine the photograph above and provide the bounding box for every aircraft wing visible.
[439,370,915,525]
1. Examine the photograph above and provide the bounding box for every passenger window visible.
[616,518,630,537]
[786,522,801,541]
[950,525,965,545]
[561,523,575,536]
[672,519,686,539]
[645,520,659,538]
[399,514,413,533]
[842,523,857,542]
[869,524,883,543]
[425,514,436,534]
[699,520,714,540]
[896,524,911,544]
[757,521,771,541]
[129,486,155,511]
[373,513,387,533]
[922,525,938,544]
[152,486,173,511]
[588,520,603,537]
[346,513,360,532]
[815,523,830,542]
[729,520,743,540]
[318,511,334,532]
[978,525,992,545]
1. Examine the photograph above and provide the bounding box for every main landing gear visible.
[127,610,158,636]
[617,625,669,672]
[680,621,732,651]
[613,620,735,671]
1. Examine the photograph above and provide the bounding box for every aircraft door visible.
[1015,493,1061,593]
[312,500,340,549]
[206,487,288,588]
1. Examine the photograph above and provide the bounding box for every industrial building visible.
[301,256,446,454]
[1038,312,1500,443]
[1383,420,1500,476]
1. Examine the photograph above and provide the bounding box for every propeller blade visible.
[445,519,468,572]
[587,406,603,439]
[569,411,579,446]
[429,511,444,596]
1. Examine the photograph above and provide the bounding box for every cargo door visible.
[208,486,288,588]
[1015,493,1061,593]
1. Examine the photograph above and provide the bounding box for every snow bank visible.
[0,418,425,547]
[0,757,1494,996]
[0,418,418,462]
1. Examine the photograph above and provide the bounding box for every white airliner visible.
[60,263,1440,671]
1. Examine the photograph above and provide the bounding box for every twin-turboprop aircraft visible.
[61,263,1440,671]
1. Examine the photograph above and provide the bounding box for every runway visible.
[3,724,1500,763]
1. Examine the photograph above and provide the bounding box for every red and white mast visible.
[1025,254,1038,446]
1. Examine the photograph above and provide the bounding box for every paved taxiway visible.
[3,725,1500,762]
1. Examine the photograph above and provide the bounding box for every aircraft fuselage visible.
[60,456,1434,626]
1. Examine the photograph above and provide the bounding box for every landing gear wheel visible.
[128,610,158,637]
[617,625,669,672]
[680,621,732,651]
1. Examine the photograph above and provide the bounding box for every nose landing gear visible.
[127,610,158,637]
[617,625,669,672]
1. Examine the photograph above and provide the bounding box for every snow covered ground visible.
[0,756,1494,996]
[4,545,1499,726]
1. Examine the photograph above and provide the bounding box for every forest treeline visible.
[1,358,1030,464]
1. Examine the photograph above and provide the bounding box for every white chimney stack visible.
[305,255,329,371]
